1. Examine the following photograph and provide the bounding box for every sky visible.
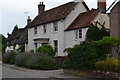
[0,0,118,37]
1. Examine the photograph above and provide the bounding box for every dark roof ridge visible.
[45,1,77,12]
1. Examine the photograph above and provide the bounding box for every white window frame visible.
[53,40,58,52]
[75,29,82,39]
[53,21,58,32]
[79,29,82,38]
[34,27,37,35]
[43,24,47,34]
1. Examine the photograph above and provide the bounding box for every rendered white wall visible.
[27,2,88,56]
[65,28,89,48]
[65,2,88,29]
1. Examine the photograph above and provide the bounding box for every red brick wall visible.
[110,2,119,38]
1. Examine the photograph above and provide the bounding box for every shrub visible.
[2,52,17,64]
[63,41,106,70]
[15,53,56,70]
[29,49,34,53]
[97,37,119,54]
[18,45,25,52]
[95,57,120,72]
[36,44,55,57]
[15,52,31,67]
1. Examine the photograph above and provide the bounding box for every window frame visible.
[43,24,47,34]
[53,21,58,32]
[53,40,58,52]
[79,29,82,38]
[34,27,37,35]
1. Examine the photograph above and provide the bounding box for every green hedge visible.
[2,52,17,64]
[15,53,56,70]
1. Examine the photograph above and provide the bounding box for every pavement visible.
[2,64,92,79]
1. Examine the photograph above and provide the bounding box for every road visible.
[2,64,92,80]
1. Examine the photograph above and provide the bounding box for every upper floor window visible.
[75,29,82,39]
[79,29,82,38]
[34,27,37,35]
[43,24,47,34]
[53,21,58,32]
[53,40,58,52]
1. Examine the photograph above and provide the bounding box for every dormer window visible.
[34,27,37,35]
[43,24,47,34]
[53,21,58,32]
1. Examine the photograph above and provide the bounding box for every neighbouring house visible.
[109,1,120,57]
[26,0,109,56]
[5,16,31,52]
[6,26,25,52]
[110,1,120,38]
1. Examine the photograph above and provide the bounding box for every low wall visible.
[54,56,66,68]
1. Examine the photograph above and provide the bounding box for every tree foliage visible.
[86,22,110,41]
[0,34,7,53]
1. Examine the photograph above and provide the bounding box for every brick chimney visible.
[97,0,106,13]
[38,2,45,15]
[27,16,31,24]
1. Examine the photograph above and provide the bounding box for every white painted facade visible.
[27,2,88,56]
[5,45,20,52]
[65,28,89,49]
[65,12,110,49]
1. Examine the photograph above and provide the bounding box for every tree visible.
[0,34,7,53]
[86,22,110,41]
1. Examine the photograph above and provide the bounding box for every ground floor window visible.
[42,43,48,45]
[53,40,58,52]
[34,43,37,50]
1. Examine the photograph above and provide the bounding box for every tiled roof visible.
[18,29,28,44]
[27,1,89,28]
[7,28,25,46]
[65,9,98,31]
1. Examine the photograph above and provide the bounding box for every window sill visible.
[74,38,82,41]
[43,33,47,35]
[53,31,58,34]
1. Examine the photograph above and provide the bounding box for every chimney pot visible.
[97,0,106,13]
[27,16,31,24]
[38,2,45,15]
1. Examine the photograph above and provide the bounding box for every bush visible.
[15,53,56,70]
[29,49,34,53]
[15,52,31,67]
[36,44,55,57]
[2,52,17,64]
[18,45,25,52]
[63,41,106,70]
[97,37,119,54]
[95,57,120,72]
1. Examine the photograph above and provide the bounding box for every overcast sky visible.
[0,0,117,37]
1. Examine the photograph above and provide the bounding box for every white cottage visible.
[26,0,109,56]
[26,1,89,56]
